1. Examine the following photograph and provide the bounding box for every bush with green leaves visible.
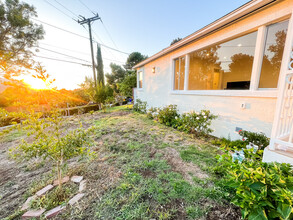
[133,99,147,113]
[215,147,293,220]
[157,104,179,127]
[0,108,28,127]
[176,110,217,135]
[146,107,160,120]
[239,130,270,151]
[10,110,94,189]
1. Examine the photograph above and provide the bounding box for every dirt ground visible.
[0,109,241,219]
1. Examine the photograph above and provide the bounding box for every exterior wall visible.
[136,0,293,140]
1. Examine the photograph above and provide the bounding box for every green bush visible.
[239,130,270,151]
[157,104,179,127]
[133,99,147,113]
[146,107,160,120]
[216,147,293,220]
[176,110,217,135]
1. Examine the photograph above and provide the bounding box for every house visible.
[133,0,293,164]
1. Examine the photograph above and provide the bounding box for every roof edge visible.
[133,0,278,69]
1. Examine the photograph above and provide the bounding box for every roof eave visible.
[133,0,279,69]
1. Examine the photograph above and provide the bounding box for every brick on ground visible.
[53,176,70,186]
[68,193,84,205]
[36,185,54,197]
[79,180,86,192]
[44,205,66,219]
[22,209,46,219]
[71,176,83,183]
[21,195,37,211]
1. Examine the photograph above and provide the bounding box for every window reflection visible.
[188,31,257,90]
[138,72,143,88]
[174,56,185,90]
[259,20,288,88]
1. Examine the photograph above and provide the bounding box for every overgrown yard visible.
[0,107,241,219]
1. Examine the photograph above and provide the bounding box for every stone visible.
[21,195,37,211]
[68,193,84,205]
[71,176,83,183]
[22,209,46,219]
[53,176,70,186]
[79,180,86,192]
[44,205,66,219]
[36,185,54,197]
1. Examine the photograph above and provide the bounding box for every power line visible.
[36,46,91,63]
[42,0,76,21]
[33,18,130,55]
[35,55,92,66]
[78,0,95,15]
[52,0,79,18]
[100,21,118,49]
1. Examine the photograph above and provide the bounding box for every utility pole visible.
[78,14,101,87]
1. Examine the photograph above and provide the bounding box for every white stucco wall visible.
[136,58,276,140]
[135,0,293,140]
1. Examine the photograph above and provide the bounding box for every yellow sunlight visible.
[22,76,52,90]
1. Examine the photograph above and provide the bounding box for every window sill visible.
[170,89,278,98]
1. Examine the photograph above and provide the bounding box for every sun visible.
[22,76,52,90]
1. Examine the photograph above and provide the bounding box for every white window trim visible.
[137,69,144,91]
[169,16,291,98]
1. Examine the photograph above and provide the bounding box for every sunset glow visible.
[23,76,52,90]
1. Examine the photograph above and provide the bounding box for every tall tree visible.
[124,52,148,70]
[0,0,44,80]
[105,63,126,92]
[96,43,104,86]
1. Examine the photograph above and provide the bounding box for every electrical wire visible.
[78,0,95,15]
[42,0,76,21]
[36,46,91,63]
[52,0,79,18]
[33,18,130,55]
[35,55,92,66]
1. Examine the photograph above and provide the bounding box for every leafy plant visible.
[146,107,160,120]
[10,110,94,189]
[239,130,270,151]
[157,104,179,127]
[176,110,217,135]
[133,99,147,113]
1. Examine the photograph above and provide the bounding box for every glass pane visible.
[259,20,289,88]
[188,31,257,90]
[138,72,143,88]
[173,57,185,90]
[174,59,179,90]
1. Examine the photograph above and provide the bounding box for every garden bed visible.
[0,107,241,219]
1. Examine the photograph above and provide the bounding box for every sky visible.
[23,0,250,90]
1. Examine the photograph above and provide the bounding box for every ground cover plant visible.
[0,106,241,219]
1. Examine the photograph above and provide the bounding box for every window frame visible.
[170,17,291,98]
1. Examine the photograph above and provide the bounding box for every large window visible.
[138,71,143,89]
[258,20,289,88]
[172,19,289,92]
[188,31,257,90]
[174,56,185,90]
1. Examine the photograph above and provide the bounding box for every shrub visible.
[146,107,160,120]
[216,143,293,220]
[176,110,217,135]
[133,99,147,113]
[228,160,293,219]
[239,130,270,151]
[10,110,94,189]
[157,104,179,127]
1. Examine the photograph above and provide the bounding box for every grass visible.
[1,106,238,219]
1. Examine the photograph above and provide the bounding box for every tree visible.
[105,63,126,92]
[119,71,137,97]
[96,43,104,86]
[124,52,148,70]
[170,38,182,46]
[0,0,44,79]
[11,110,93,189]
